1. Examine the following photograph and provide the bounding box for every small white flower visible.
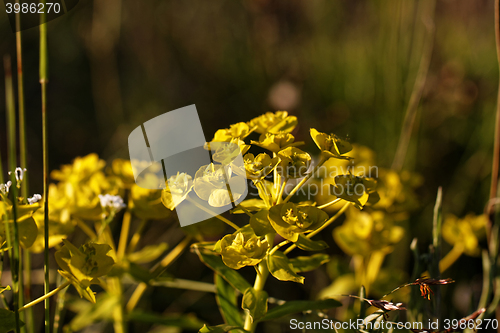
[27,194,42,205]
[98,194,126,211]
[0,181,12,195]
[15,167,26,182]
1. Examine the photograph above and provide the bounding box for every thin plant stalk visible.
[117,208,132,260]
[243,233,272,332]
[19,281,70,312]
[52,274,68,333]
[126,236,192,313]
[40,10,50,332]
[127,219,148,254]
[15,8,34,333]
[4,55,21,333]
[491,0,500,213]
[283,157,327,204]
[391,0,436,171]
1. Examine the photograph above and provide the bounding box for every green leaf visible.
[267,251,304,284]
[249,210,274,236]
[0,308,24,333]
[199,324,246,333]
[215,274,243,327]
[128,311,204,330]
[242,287,268,323]
[261,299,342,321]
[127,242,168,264]
[0,216,38,249]
[294,235,329,251]
[289,254,330,273]
[126,262,156,283]
[196,251,251,293]
[66,294,118,331]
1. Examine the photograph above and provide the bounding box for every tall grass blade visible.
[40,6,50,332]
[4,54,21,333]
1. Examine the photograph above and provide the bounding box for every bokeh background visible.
[0,0,498,331]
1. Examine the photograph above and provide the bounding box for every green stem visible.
[317,198,342,210]
[186,196,239,230]
[117,209,132,260]
[74,218,97,239]
[15,3,28,202]
[127,219,147,254]
[19,281,70,312]
[126,236,192,313]
[5,54,21,333]
[40,10,50,331]
[283,157,327,203]
[276,177,287,204]
[52,274,67,333]
[243,251,270,332]
[255,181,271,208]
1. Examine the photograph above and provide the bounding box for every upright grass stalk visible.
[486,0,500,326]
[391,0,436,171]
[15,8,34,333]
[4,55,21,333]
[40,8,50,332]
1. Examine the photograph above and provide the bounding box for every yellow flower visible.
[218,227,268,269]
[210,140,249,165]
[51,154,106,183]
[55,240,115,303]
[277,147,311,179]
[108,159,135,188]
[310,128,352,160]
[62,172,123,220]
[331,174,378,209]
[31,184,75,253]
[0,200,39,249]
[249,111,297,134]
[268,202,328,242]
[251,132,303,153]
[193,163,246,207]
[333,207,404,256]
[243,153,279,180]
[442,213,486,256]
[212,122,253,141]
[161,172,194,210]
[130,184,170,220]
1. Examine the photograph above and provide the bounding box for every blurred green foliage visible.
[0,0,498,329]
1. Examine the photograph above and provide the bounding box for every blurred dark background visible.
[0,0,498,329]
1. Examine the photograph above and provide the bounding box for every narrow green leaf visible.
[242,287,268,323]
[199,324,246,332]
[289,254,330,273]
[249,210,274,236]
[65,293,117,331]
[267,251,304,284]
[261,299,342,321]
[128,311,204,330]
[0,308,24,333]
[196,251,251,293]
[294,234,328,251]
[127,242,168,264]
[215,274,243,327]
